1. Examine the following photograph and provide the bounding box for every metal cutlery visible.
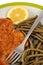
[6,10,43,65]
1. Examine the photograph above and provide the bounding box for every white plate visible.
[0,5,43,65]
[0,6,43,25]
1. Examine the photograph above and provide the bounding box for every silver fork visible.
[6,10,43,65]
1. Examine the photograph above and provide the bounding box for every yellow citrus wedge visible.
[7,7,29,24]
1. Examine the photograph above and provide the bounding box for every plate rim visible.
[0,2,43,10]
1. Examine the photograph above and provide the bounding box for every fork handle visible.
[22,10,43,45]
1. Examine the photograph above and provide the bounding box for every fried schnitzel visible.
[0,18,25,65]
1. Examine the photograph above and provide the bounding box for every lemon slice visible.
[7,7,29,24]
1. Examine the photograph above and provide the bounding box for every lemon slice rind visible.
[7,6,29,24]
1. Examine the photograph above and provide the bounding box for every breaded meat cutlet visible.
[0,18,25,65]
